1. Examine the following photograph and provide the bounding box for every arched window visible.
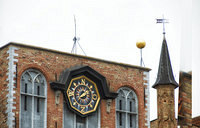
[116,87,138,128]
[20,69,47,128]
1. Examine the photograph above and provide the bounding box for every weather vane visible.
[156,15,169,35]
[71,15,86,55]
[136,40,146,67]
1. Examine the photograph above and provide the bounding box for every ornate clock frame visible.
[50,65,118,117]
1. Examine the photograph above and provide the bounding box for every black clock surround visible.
[50,65,118,117]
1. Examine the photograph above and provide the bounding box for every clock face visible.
[67,75,100,115]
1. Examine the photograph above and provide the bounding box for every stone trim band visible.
[6,46,18,128]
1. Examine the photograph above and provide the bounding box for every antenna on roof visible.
[156,15,169,35]
[71,15,86,55]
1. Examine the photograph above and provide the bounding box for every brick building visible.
[0,42,150,128]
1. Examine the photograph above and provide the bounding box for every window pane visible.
[132,100,136,112]
[29,71,38,80]
[21,73,32,94]
[34,75,45,96]
[127,92,135,112]
[33,97,45,128]
[129,101,132,112]
[122,88,129,96]
[20,95,32,128]
[117,112,125,128]
[88,109,99,128]
[24,95,27,111]
[76,115,86,128]
[119,100,122,110]
[127,114,136,128]
[116,90,125,110]
[63,102,74,128]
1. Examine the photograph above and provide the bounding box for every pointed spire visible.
[152,35,178,88]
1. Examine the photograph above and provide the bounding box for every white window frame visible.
[116,87,138,128]
[19,69,47,128]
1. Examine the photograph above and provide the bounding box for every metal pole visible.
[140,49,142,66]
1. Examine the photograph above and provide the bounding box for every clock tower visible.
[152,35,178,128]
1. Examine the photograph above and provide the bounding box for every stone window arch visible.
[116,87,138,128]
[20,69,47,128]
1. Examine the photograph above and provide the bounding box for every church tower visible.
[152,35,179,128]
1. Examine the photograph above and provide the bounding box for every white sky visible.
[192,0,200,118]
[0,0,199,120]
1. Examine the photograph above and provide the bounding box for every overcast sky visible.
[191,0,200,118]
[0,0,199,120]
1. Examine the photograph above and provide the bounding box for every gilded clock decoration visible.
[67,75,100,115]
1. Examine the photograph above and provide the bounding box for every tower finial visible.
[156,15,169,35]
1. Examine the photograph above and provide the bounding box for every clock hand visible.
[79,91,89,99]
[80,92,86,98]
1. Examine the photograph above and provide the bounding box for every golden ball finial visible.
[136,40,146,49]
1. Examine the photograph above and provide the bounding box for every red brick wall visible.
[178,72,192,128]
[0,47,9,128]
[5,44,149,128]
[192,116,200,127]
